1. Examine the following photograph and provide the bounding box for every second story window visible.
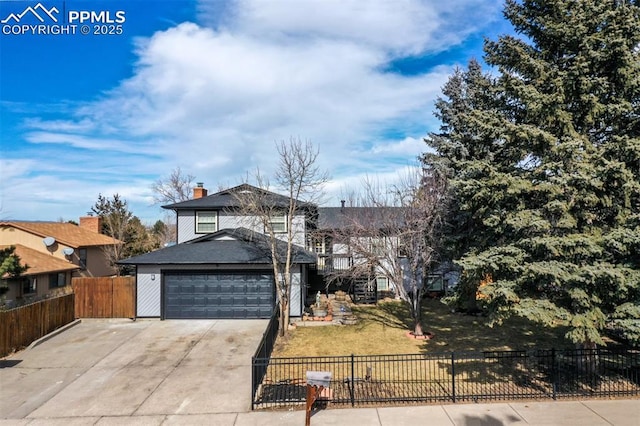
[311,236,325,254]
[196,211,218,233]
[269,214,287,233]
[369,238,386,257]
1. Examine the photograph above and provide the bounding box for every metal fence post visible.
[551,348,557,400]
[451,352,456,403]
[251,356,256,410]
[351,354,355,407]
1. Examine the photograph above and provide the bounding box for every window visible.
[22,278,36,295]
[369,238,386,257]
[49,272,66,289]
[269,214,287,233]
[309,236,326,254]
[196,211,218,233]
[376,276,389,291]
[426,275,444,292]
[79,248,87,269]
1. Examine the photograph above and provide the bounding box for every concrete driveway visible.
[0,318,267,423]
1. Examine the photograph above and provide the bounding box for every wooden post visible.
[305,384,324,426]
[305,371,332,426]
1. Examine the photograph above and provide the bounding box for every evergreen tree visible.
[90,195,162,273]
[0,246,29,297]
[91,194,133,274]
[425,0,640,347]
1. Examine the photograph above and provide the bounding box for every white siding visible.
[177,210,197,243]
[290,265,302,317]
[137,265,161,317]
[333,243,349,254]
[219,212,258,230]
[289,215,306,247]
[177,209,307,247]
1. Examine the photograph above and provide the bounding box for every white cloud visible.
[5,0,504,221]
[370,136,424,156]
[50,20,452,180]
[323,164,423,206]
[25,132,153,154]
[201,0,501,55]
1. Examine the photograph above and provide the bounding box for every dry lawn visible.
[272,298,572,357]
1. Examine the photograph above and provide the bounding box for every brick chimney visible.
[80,216,103,234]
[193,182,208,199]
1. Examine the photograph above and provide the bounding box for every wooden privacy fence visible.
[0,294,75,358]
[72,276,135,318]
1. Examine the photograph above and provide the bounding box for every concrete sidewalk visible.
[0,399,638,425]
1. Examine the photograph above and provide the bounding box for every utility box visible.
[306,371,332,387]
[305,371,332,426]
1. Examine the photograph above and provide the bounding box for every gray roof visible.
[119,228,316,265]
[162,183,314,211]
[317,207,405,230]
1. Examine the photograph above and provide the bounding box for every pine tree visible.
[0,246,29,297]
[425,0,640,347]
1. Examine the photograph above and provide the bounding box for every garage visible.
[120,228,316,319]
[163,271,274,319]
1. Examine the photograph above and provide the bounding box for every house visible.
[310,204,457,302]
[119,184,317,319]
[309,205,406,302]
[120,228,316,319]
[0,244,79,303]
[120,183,453,320]
[0,217,120,303]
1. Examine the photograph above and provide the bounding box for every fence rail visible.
[251,304,281,409]
[251,348,640,409]
[0,294,75,358]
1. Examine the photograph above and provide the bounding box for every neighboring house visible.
[0,217,120,303]
[0,244,79,303]
[120,184,317,320]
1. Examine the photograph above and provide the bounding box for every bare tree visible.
[151,167,196,205]
[234,138,328,335]
[151,167,196,245]
[327,168,447,336]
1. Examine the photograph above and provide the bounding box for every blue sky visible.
[1,0,509,223]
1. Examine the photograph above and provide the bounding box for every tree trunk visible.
[283,300,290,334]
[279,301,287,337]
[411,294,424,336]
[413,321,424,337]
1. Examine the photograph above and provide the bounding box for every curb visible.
[27,319,82,350]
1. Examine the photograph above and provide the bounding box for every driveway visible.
[0,319,267,422]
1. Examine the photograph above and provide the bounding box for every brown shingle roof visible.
[0,221,120,248]
[1,245,80,276]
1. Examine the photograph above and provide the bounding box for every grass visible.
[272,298,572,357]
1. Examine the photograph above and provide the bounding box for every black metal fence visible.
[251,348,640,409]
[251,305,280,409]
